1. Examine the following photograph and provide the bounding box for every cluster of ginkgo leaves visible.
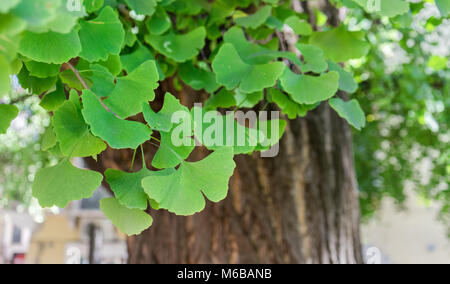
[0,0,447,235]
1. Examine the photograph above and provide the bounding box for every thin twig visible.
[64,62,122,119]
[64,62,89,90]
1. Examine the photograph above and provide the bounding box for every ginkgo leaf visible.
[42,2,86,34]
[78,6,125,62]
[100,198,153,236]
[41,126,57,151]
[89,64,116,96]
[39,81,66,111]
[0,104,18,134]
[152,129,195,169]
[12,0,59,28]
[125,0,157,15]
[285,16,312,36]
[142,92,186,132]
[234,6,272,29]
[267,88,318,119]
[105,168,152,210]
[178,61,220,93]
[24,60,60,78]
[351,0,409,18]
[280,69,339,105]
[81,90,152,149]
[255,118,287,152]
[329,98,366,130]
[223,27,302,66]
[212,43,285,93]
[0,55,11,97]
[104,60,159,118]
[32,160,103,208]
[18,29,82,64]
[309,26,370,62]
[0,33,21,63]
[84,0,104,13]
[328,61,358,94]
[97,54,123,76]
[205,89,237,110]
[297,44,328,74]
[18,67,58,94]
[142,148,236,216]
[234,89,264,108]
[121,43,156,73]
[191,106,261,155]
[146,6,171,35]
[53,91,106,157]
[145,27,206,63]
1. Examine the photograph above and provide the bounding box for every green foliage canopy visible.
[0,0,447,235]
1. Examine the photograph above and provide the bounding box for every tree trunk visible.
[87,0,364,264]
[124,102,363,264]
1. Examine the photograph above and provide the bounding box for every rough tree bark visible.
[86,0,363,264]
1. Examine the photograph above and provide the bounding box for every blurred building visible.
[362,191,450,264]
[0,189,128,264]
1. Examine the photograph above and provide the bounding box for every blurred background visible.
[0,2,448,264]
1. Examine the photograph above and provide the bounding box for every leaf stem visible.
[129,148,137,172]
[64,62,122,119]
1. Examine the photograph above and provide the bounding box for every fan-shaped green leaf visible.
[104,60,159,118]
[0,104,18,134]
[125,0,157,15]
[234,6,272,29]
[280,69,339,105]
[100,198,153,236]
[32,160,103,208]
[205,89,237,110]
[178,61,220,93]
[40,81,66,111]
[328,61,358,94]
[142,148,236,216]
[18,29,82,64]
[309,26,370,62]
[146,6,171,35]
[285,16,312,36]
[81,90,152,149]
[297,44,328,74]
[267,88,317,119]
[24,60,60,78]
[53,91,106,157]
[142,92,186,132]
[84,0,105,13]
[329,98,366,130]
[152,129,195,169]
[78,6,125,62]
[145,27,206,63]
[105,168,152,210]
[212,43,285,93]
[12,0,60,28]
